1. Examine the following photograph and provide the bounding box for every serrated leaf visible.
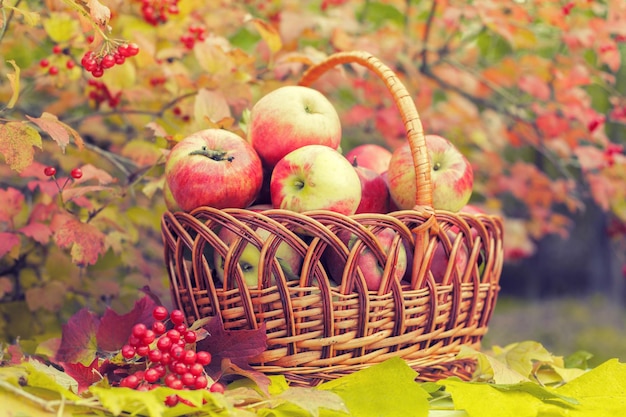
[4,60,20,109]
[53,215,106,266]
[0,122,43,172]
[18,222,53,244]
[61,358,103,394]
[318,357,430,417]
[96,295,158,353]
[24,359,80,398]
[55,308,100,365]
[456,345,528,384]
[194,88,232,127]
[248,17,282,53]
[26,113,72,152]
[0,186,25,223]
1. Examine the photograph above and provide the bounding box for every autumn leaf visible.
[18,222,53,244]
[197,316,270,392]
[4,60,20,109]
[61,358,103,394]
[0,233,20,258]
[0,122,43,172]
[87,0,111,27]
[96,296,159,353]
[194,88,232,127]
[0,187,25,225]
[26,112,84,152]
[53,215,106,266]
[55,308,101,365]
[248,17,282,53]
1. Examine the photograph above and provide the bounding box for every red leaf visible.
[53,214,106,266]
[62,358,103,393]
[518,75,550,100]
[55,308,101,364]
[536,113,569,139]
[0,187,25,224]
[0,232,20,258]
[197,317,269,391]
[96,296,159,352]
[19,222,52,244]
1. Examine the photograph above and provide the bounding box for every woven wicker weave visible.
[161,51,504,386]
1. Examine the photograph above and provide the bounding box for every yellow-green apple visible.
[345,144,392,175]
[387,135,473,212]
[270,144,362,215]
[248,86,342,168]
[165,129,263,212]
[213,227,302,288]
[324,228,407,291]
[353,164,389,214]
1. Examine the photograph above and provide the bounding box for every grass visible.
[482,295,626,367]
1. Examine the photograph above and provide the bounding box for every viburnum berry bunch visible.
[139,0,180,26]
[80,42,139,78]
[116,306,225,406]
[180,25,206,50]
[87,80,122,108]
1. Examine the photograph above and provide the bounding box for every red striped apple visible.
[214,227,302,288]
[165,129,263,212]
[387,135,473,212]
[345,144,392,174]
[248,86,342,168]
[270,145,362,215]
[353,164,389,214]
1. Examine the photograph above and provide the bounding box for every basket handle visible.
[298,50,433,208]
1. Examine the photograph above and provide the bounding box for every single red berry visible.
[121,344,136,359]
[157,336,173,351]
[182,350,196,365]
[174,324,187,333]
[70,167,83,179]
[126,43,140,56]
[136,345,150,357]
[168,4,179,14]
[142,329,156,345]
[160,351,172,365]
[40,58,50,68]
[152,321,166,335]
[148,349,163,363]
[173,361,188,375]
[189,362,204,376]
[132,323,148,338]
[120,374,140,389]
[66,60,75,69]
[144,368,161,383]
[167,329,181,343]
[181,372,195,387]
[195,351,211,366]
[128,334,142,347]
[170,310,185,325]
[210,382,225,393]
[101,54,116,69]
[91,67,104,78]
[170,345,185,360]
[44,166,57,177]
[48,66,59,75]
[194,375,208,389]
[53,45,63,54]
[153,306,169,321]
[153,364,167,377]
[183,330,197,344]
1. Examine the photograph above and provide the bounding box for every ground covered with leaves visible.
[1,295,625,417]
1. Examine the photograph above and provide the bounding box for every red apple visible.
[270,144,362,215]
[430,232,469,284]
[324,228,407,291]
[380,171,400,212]
[387,135,473,212]
[345,144,392,174]
[353,164,389,214]
[214,227,302,288]
[165,129,263,212]
[248,85,342,168]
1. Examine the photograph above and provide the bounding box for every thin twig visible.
[419,0,438,73]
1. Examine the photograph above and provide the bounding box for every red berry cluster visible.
[87,80,122,108]
[117,306,224,406]
[39,44,76,76]
[80,43,139,78]
[604,143,624,167]
[180,25,206,50]
[139,0,180,26]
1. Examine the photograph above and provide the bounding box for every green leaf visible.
[318,357,430,417]
[359,2,405,28]
[554,359,626,416]
[42,13,80,43]
[476,30,512,62]
[21,360,81,401]
[276,387,349,417]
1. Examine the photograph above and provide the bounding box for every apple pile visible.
[164,85,479,290]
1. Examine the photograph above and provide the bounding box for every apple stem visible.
[189,146,235,162]
[433,161,441,171]
[351,156,359,167]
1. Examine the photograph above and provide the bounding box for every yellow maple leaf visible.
[0,122,43,172]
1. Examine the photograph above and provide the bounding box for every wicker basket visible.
[161,51,504,386]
